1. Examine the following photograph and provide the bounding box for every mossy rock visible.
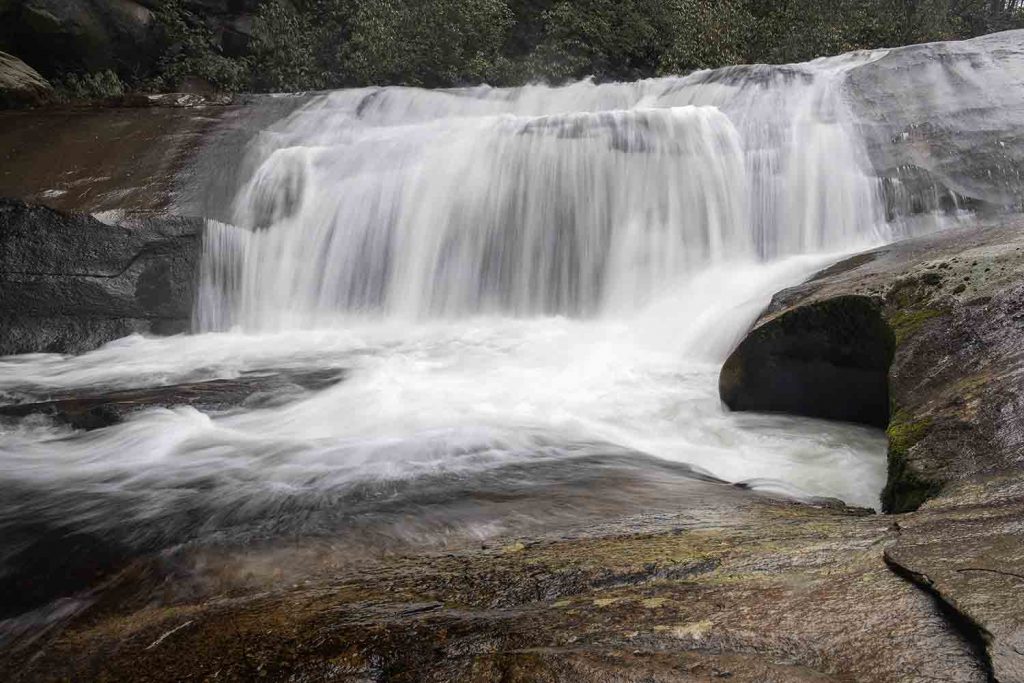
[720,294,894,428]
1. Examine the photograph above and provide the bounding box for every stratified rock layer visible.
[0,198,202,354]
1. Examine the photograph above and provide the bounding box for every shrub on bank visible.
[37,0,1024,95]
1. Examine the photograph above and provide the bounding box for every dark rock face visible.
[720,295,894,428]
[0,0,259,79]
[719,219,1024,680]
[0,198,203,355]
[2,0,161,76]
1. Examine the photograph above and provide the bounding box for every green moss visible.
[882,410,940,513]
[888,308,945,345]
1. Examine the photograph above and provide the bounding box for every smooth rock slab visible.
[0,498,990,682]
[0,198,203,354]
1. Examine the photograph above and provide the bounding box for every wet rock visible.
[0,198,203,354]
[0,368,346,428]
[0,50,53,108]
[884,481,1024,683]
[0,499,990,682]
[0,94,308,216]
[846,30,1024,210]
[721,218,1024,512]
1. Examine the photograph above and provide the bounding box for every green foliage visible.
[148,0,249,93]
[531,0,675,81]
[52,70,125,102]
[338,0,513,87]
[250,0,332,92]
[659,0,754,75]
[52,0,1024,94]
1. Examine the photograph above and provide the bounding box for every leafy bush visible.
[147,0,249,93]
[52,70,125,102]
[337,0,513,87]
[50,0,1024,94]
[249,0,331,92]
[659,0,754,75]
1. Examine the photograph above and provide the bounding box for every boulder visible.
[1,0,161,76]
[721,219,1024,512]
[0,50,53,107]
[720,219,1024,680]
[0,198,203,355]
[0,0,261,79]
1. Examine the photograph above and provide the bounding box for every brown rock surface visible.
[0,496,991,682]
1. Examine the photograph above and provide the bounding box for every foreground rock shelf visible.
[0,496,996,682]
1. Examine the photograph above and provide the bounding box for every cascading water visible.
[3,50,944,628]
[198,54,892,330]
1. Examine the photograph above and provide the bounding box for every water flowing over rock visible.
[2,30,1024,683]
[847,30,1024,211]
[196,52,894,330]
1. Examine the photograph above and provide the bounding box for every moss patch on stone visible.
[882,410,940,513]
[888,308,945,345]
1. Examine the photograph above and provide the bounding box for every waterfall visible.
[197,52,892,331]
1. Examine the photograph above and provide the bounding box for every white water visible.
[198,53,894,329]
[0,54,914,614]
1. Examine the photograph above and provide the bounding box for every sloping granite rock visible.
[721,219,1024,511]
[884,478,1024,683]
[720,217,1024,679]
[0,50,53,108]
[0,198,203,354]
[846,30,1024,211]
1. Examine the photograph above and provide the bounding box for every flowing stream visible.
[1,50,955,623]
